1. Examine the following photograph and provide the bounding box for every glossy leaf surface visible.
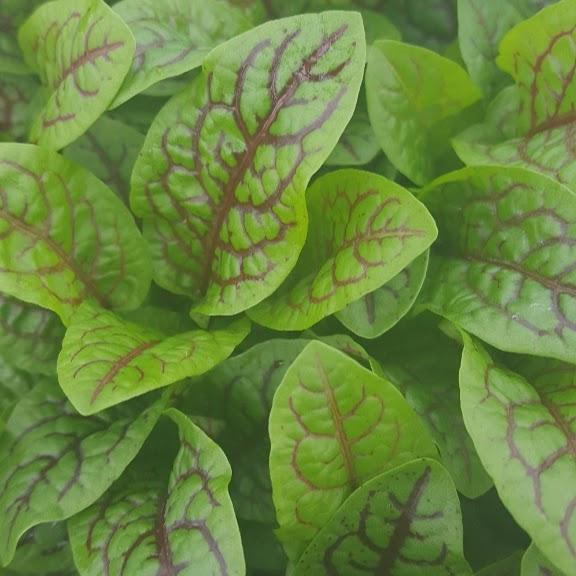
[131,12,366,316]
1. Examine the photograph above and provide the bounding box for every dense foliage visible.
[0,0,575,574]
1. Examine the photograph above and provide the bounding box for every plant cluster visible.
[0,0,575,575]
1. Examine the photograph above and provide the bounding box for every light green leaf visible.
[58,301,250,415]
[130,12,366,316]
[366,39,481,185]
[522,543,567,575]
[459,335,576,576]
[293,459,472,576]
[18,0,135,150]
[0,144,151,325]
[249,169,437,330]
[0,75,39,142]
[421,165,576,364]
[111,0,252,107]
[68,408,245,576]
[336,251,429,339]
[0,294,64,375]
[0,380,164,566]
[269,341,437,561]
[376,313,492,498]
[63,116,144,203]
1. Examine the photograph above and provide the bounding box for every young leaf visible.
[269,341,437,561]
[111,0,252,107]
[376,313,492,498]
[522,543,567,576]
[18,0,135,150]
[248,169,437,330]
[63,116,144,203]
[0,144,151,324]
[0,380,165,566]
[459,335,576,576]
[0,75,39,141]
[293,459,472,576]
[366,40,481,185]
[130,12,366,316]
[0,294,64,375]
[58,302,250,415]
[68,409,245,576]
[335,251,429,339]
[421,165,576,364]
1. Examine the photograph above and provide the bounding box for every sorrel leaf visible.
[0,75,39,141]
[131,12,366,316]
[0,362,32,435]
[293,459,472,576]
[248,169,437,330]
[111,0,252,107]
[522,543,566,576]
[0,380,165,566]
[421,165,576,364]
[68,408,245,576]
[18,0,135,150]
[335,251,429,339]
[269,341,437,561]
[366,39,481,185]
[0,294,64,375]
[459,335,576,575]
[63,116,144,203]
[0,144,151,324]
[58,302,250,415]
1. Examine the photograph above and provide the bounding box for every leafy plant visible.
[0,0,575,575]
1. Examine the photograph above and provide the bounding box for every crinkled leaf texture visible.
[0,144,150,325]
[18,0,135,150]
[336,251,429,339]
[58,302,250,415]
[0,380,165,566]
[366,39,481,185]
[249,169,437,330]
[293,459,472,576]
[112,0,252,107]
[459,335,576,576]
[130,11,366,316]
[68,408,245,576]
[522,543,567,575]
[269,341,437,562]
[422,165,576,364]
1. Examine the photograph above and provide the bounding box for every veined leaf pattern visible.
[68,409,245,576]
[18,0,135,150]
[131,12,366,316]
[522,543,567,576]
[58,302,250,415]
[0,294,64,375]
[293,459,472,576]
[111,0,252,107]
[269,341,436,561]
[0,75,39,141]
[249,169,437,330]
[0,380,165,566]
[422,166,576,364]
[0,144,151,324]
[336,251,429,339]
[459,336,576,576]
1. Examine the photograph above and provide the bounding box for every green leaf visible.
[62,116,144,203]
[111,0,252,107]
[522,543,567,576]
[293,459,472,576]
[68,408,245,576]
[335,251,429,339]
[475,551,522,576]
[0,294,64,375]
[375,313,492,498]
[18,0,135,150]
[130,12,366,316]
[0,75,39,142]
[248,169,437,330]
[58,302,250,415]
[240,521,286,575]
[366,39,481,185]
[421,165,576,364]
[269,341,437,561]
[0,144,151,325]
[0,380,164,566]
[0,363,32,436]
[459,335,576,576]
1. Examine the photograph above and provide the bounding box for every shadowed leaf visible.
[0,75,39,141]
[522,543,567,575]
[476,551,522,576]
[0,362,33,436]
